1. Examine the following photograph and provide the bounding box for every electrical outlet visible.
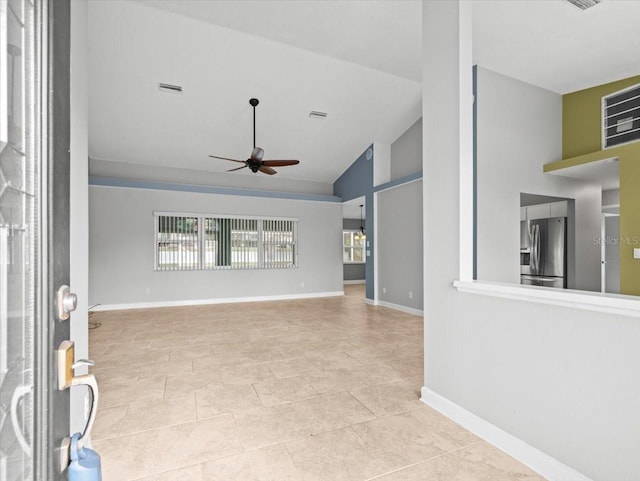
[634,248,640,259]
[301,282,305,288]
[382,287,386,294]
[409,291,413,299]
[145,287,151,295]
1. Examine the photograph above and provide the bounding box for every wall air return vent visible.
[565,0,601,10]
[158,83,183,94]
[309,111,328,120]
[602,83,640,149]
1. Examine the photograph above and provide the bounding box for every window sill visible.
[453,280,640,318]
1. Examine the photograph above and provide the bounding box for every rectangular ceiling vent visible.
[602,83,640,149]
[564,0,602,10]
[309,110,328,120]
[158,83,183,94]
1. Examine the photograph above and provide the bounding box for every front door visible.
[0,0,71,480]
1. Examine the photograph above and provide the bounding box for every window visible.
[603,83,640,149]
[343,230,365,263]
[155,213,297,271]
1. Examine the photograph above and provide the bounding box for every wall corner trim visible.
[420,387,594,481]
[90,291,344,312]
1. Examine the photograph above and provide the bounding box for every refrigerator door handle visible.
[536,224,541,274]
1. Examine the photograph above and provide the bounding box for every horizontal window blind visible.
[155,213,297,271]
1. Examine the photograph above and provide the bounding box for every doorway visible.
[342,196,366,298]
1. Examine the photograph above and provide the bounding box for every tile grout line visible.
[363,440,484,481]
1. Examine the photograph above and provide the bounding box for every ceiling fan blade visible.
[209,155,246,163]
[262,160,300,167]
[258,165,277,175]
[227,165,248,172]
[251,147,264,162]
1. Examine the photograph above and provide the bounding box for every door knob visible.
[56,285,77,321]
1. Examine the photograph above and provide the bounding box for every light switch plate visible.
[634,248,640,259]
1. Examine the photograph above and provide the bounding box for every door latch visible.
[56,285,77,321]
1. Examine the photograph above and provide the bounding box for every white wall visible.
[89,186,343,306]
[70,0,89,435]
[390,118,422,180]
[423,5,640,481]
[377,180,423,310]
[476,67,601,291]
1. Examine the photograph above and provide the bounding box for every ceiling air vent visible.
[158,83,183,94]
[309,111,328,120]
[564,0,601,10]
[603,83,640,149]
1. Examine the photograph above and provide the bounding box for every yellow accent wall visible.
[563,75,640,159]
[562,75,640,295]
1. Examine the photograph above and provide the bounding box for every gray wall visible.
[476,67,601,291]
[378,180,423,310]
[423,7,640,480]
[343,218,365,281]
[89,185,343,305]
[390,118,422,180]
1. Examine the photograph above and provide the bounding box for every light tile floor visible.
[89,285,545,481]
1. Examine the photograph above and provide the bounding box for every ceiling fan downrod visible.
[249,98,259,149]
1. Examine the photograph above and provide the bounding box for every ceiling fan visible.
[209,98,300,175]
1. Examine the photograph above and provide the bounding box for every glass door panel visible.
[1,0,38,479]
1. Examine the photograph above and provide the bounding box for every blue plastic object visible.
[68,433,102,481]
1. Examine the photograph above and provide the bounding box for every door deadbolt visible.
[57,285,77,321]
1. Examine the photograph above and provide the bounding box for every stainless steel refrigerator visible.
[520,217,567,288]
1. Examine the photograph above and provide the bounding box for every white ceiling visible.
[138,0,423,82]
[88,1,422,185]
[88,0,640,187]
[473,0,640,94]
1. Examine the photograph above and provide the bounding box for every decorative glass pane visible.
[1,2,36,479]
[343,247,353,262]
[353,247,364,262]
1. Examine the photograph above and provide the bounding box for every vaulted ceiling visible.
[88,0,640,186]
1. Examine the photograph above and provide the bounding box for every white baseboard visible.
[420,387,593,481]
[343,280,366,285]
[91,291,344,312]
[366,298,423,317]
